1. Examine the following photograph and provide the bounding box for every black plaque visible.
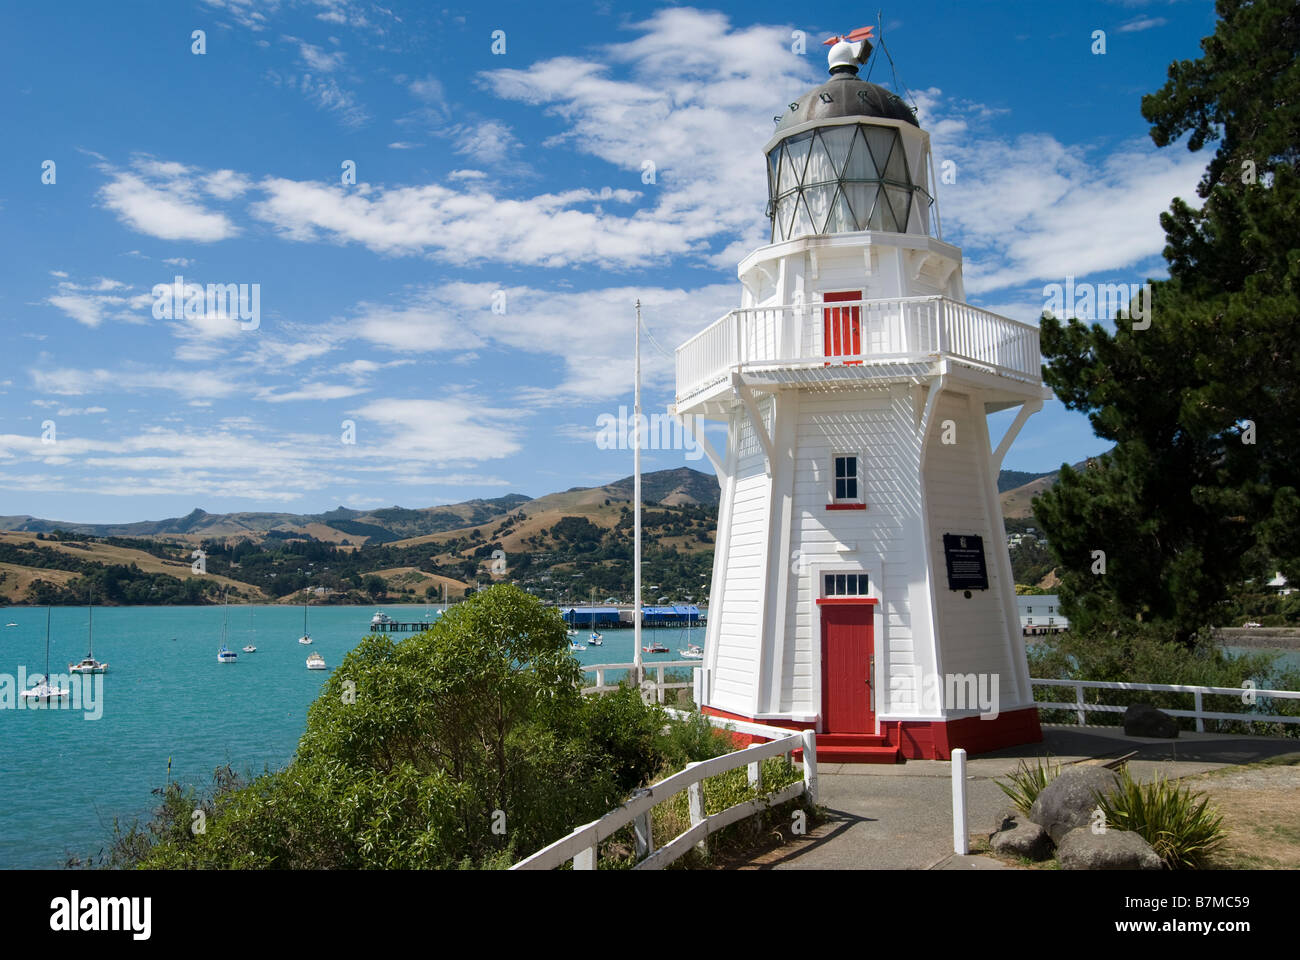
[942,533,989,591]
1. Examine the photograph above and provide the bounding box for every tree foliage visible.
[1035,0,1300,643]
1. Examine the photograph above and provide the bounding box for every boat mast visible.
[634,299,643,683]
[44,605,51,679]
[87,588,94,658]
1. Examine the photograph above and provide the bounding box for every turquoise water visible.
[0,605,702,869]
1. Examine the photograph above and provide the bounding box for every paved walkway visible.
[738,725,1300,870]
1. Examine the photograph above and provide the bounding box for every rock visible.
[991,820,1053,861]
[1056,827,1163,870]
[989,806,1021,839]
[1123,703,1180,738]
[1029,766,1119,843]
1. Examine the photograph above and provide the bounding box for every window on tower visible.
[833,454,859,502]
[824,573,869,596]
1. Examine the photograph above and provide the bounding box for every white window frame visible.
[832,452,861,504]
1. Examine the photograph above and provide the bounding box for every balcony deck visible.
[674,296,1042,413]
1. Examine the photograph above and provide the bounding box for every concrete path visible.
[737,725,1300,870]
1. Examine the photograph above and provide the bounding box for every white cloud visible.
[98,159,239,242]
[1119,16,1168,33]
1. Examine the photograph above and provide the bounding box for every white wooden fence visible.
[1031,678,1300,732]
[580,660,695,703]
[512,710,816,871]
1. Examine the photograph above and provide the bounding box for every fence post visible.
[1194,690,1205,733]
[634,812,654,860]
[800,729,818,808]
[687,763,707,854]
[1075,683,1086,726]
[574,845,597,870]
[952,747,969,855]
[746,743,763,791]
[656,664,666,705]
[595,668,604,693]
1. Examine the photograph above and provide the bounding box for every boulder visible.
[1029,766,1119,843]
[989,806,1021,839]
[1123,703,1180,738]
[1056,827,1163,870]
[991,820,1053,861]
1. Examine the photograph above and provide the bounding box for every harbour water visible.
[0,604,702,869]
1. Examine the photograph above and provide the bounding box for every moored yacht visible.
[306,651,327,670]
[68,592,107,674]
[22,608,69,703]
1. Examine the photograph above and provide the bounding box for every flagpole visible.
[633,299,643,685]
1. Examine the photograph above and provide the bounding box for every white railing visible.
[1031,678,1300,733]
[580,660,696,703]
[675,296,1041,403]
[512,714,816,871]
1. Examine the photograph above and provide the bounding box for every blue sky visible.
[0,0,1217,523]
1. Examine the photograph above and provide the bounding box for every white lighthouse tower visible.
[675,31,1047,761]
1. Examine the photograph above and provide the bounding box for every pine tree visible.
[1036,0,1300,644]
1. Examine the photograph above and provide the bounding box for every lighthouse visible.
[675,30,1047,761]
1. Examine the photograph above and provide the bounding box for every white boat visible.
[21,608,69,702]
[217,594,237,661]
[68,591,108,674]
[306,651,327,670]
[588,632,604,646]
[4,621,16,628]
[243,602,257,652]
[679,643,703,660]
[566,628,578,638]
[298,598,312,644]
[569,641,587,652]
[370,610,392,630]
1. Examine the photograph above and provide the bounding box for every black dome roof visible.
[775,73,918,134]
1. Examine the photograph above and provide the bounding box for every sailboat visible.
[68,589,108,673]
[298,598,312,645]
[678,609,703,659]
[22,608,69,702]
[242,602,257,653]
[217,594,237,662]
[305,651,327,670]
[587,587,603,645]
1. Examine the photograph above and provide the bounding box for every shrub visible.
[1095,768,1227,869]
[995,757,1061,816]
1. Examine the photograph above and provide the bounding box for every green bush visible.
[995,757,1062,816]
[1095,768,1227,869]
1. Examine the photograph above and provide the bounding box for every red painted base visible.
[702,705,1042,762]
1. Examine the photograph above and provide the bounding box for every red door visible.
[823,290,862,365]
[820,603,874,732]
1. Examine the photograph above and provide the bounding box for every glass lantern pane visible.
[843,127,877,181]
[885,186,913,231]
[843,183,875,229]
[767,148,783,199]
[805,131,837,186]
[776,194,798,240]
[863,127,898,180]
[867,185,893,231]
[882,135,911,185]
[779,133,812,195]
[804,183,836,233]
[789,193,816,239]
[819,126,855,178]
[826,186,856,232]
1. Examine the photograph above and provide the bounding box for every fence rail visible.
[580,660,696,703]
[511,712,815,871]
[1030,678,1300,732]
